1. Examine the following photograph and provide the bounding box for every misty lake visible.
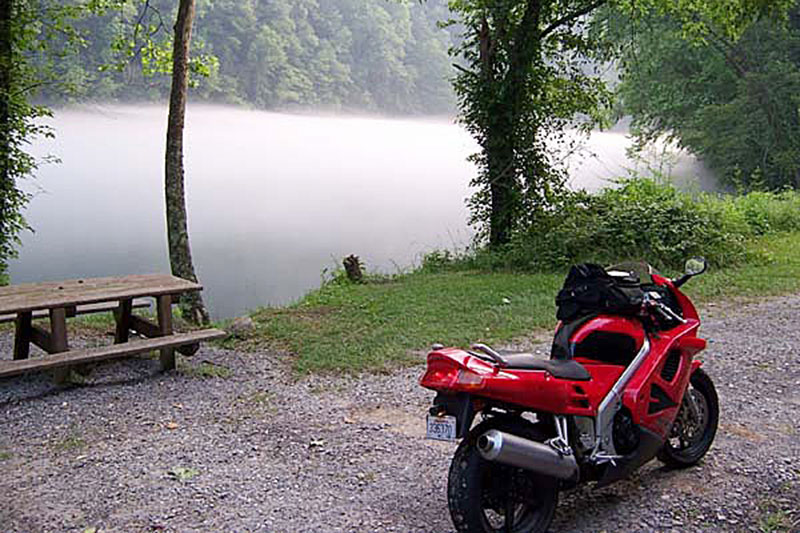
[10,105,710,319]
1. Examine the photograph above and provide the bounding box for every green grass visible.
[242,232,800,374]
[684,233,800,301]
[759,511,792,533]
[177,360,232,379]
[52,433,86,452]
[68,308,200,335]
[249,271,562,373]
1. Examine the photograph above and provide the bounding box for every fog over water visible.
[11,105,712,318]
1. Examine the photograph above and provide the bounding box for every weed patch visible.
[53,432,86,452]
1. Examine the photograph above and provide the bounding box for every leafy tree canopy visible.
[36,0,460,114]
[0,0,99,281]
[605,2,800,190]
[447,0,792,246]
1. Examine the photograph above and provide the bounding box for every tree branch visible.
[541,0,607,39]
[11,82,44,98]
[704,25,748,78]
[132,0,152,44]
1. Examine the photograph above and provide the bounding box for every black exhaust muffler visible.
[477,429,578,480]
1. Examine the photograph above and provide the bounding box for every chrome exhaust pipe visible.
[477,429,578,480]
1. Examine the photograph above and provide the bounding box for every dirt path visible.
[1,295,798,532]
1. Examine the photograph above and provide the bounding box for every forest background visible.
[38,0,460,115]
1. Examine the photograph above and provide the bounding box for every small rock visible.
[229,316,255,337]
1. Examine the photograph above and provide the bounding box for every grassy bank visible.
[234,231,800,374]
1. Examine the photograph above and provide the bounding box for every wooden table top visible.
[0,274,202,314]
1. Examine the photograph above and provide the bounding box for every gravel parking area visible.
[0,294,798,532]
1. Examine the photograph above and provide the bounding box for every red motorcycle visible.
[420,259,718,533]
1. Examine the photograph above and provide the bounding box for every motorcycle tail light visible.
[420,350,489,392]
[456,369,485,390]
[420,364,459,390]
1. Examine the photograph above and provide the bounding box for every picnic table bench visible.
[0,274,226,379]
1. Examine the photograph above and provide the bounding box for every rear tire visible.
[447,418,558,533]
[658,368,719,468]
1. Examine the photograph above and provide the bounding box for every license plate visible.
[426,414,457,442]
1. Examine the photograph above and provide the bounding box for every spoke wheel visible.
[658,369,719,468]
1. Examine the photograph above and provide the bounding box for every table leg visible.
[157,294,175,371]
[13,312,32,360]
[114,298,133,344]
[49,307,71,384]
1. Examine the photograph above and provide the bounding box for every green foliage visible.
[606,4,800,190]
[450,0,612,246]
[510,179,752,270]
[426,179,800,272]
[58,0,219,92]
[0,1,104,282]
[177,360,232,379]
[617,0,793,40]
[452,0,791,247]
[35,0,459,114]
[167,466,199,481]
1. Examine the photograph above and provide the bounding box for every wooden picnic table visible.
[0,274,225,380]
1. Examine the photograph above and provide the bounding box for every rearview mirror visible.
[685,257,707,276]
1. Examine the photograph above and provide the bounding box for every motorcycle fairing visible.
[622,318,704,438]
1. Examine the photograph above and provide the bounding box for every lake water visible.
[10,105,712,319]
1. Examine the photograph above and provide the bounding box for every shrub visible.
[508,179,753,270]
[733,189,800,234]
[424,179,800,273]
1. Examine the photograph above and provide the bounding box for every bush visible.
[733,189,800,234]
[510,179,754,270]
[424,179,800,273]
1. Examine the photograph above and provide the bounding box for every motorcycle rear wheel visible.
[657,368,719,468]
[447,419,558,533]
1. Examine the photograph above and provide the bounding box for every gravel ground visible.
[0,294,798,533]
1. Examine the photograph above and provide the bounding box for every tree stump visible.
[343,255,364,283]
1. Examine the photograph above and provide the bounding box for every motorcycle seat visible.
[501,354,591,381]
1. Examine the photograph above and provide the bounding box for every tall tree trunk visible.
[480,17,514,248]
[484,0,543,248]
[0,0,12,251]
[487,115,515,247]
[165,0,209,325]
